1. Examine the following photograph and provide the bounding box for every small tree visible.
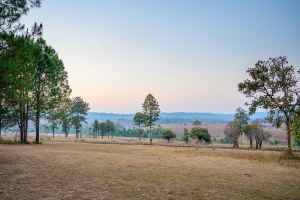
[70,96,90,138]
[161,129,176,143]
[224,121,240,148]
[183,128,189,144]
[192,120,202,128]
[242,124,254,148]
[133,112,145,140]
[234,107,250,144]
[238,56,300,155]
[142,94,160,144]
[92,119,100,138]
[190,127,211,144]
[99,122,106,139]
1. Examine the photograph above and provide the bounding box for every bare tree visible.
[224,121,240,148]
[250,120,272,149]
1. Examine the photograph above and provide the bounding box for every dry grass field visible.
[0,136,300,200]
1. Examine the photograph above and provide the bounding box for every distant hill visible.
[87,112,268,124]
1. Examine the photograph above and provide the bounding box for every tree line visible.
[0,1,94,143]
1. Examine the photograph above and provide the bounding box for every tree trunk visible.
[0,118,2,139]
[36,95,40,143]
[76,129,78,138]
[36,115,39,143]
[52,127,55,138]
[167,139,169,143]
[255,139,258,149]
[286,123,292,154]
[241,133,243,144]
[150,126,152,144]
[20,111,24,142]
[259,141,262,149]
[250,139,253,148]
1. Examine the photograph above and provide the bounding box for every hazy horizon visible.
[21,0,300,114]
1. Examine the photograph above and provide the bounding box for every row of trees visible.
[224,109,271,149]
[0,0,75,143]
[91,119,115,139]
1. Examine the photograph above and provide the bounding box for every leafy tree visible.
[0,0,42,34]
[133,112,145,140]
[59,100,72,138]
[224,121,240,148]
[99,121,106,139]
[190,127,211,144]
[142,94,160,144]
[242,124,254,148]
[161,129,176,143]
[234,107,250,144]
[192,119,202,128]
[70,96,90,138]
[92,119,100,138]
[0,33,42,143]
[290,107,300,144]
[238,56,300,154]
[33,38,71,143]
[106,119,115,139]
[183,128,189,144]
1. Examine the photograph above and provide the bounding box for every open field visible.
[0,137,300,200]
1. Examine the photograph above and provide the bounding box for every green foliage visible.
[133,112,145,140]
[183,128,189,144]
[234,107,249,128]
[161,129,176,143]
[213,136,216,142]
[142,94,160,144]
[105,119,115,139]
[220,136,232,144]
[70,97,90,138]
[190,127,211,143]
[238,56,300,153]
[291,107,300,144]
[270,139,279,145]
[0,0,42,34]
[92,119,100,138]
[133,112,145,127]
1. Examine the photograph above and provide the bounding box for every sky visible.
[21,0,300,114]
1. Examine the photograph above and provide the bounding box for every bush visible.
[190,127,211,143]
[220,136,232,144]
[161,129,176,143]
[270,139,279,145]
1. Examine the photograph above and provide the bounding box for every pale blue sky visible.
[21,0,300,113]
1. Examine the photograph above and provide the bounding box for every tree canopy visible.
[70,96,90,139]
[161,129,176,143]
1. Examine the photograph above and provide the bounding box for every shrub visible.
[161,129,176,143]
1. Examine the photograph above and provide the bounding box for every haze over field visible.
[21,0,300,113]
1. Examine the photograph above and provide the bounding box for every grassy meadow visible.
[0,135,300,200]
